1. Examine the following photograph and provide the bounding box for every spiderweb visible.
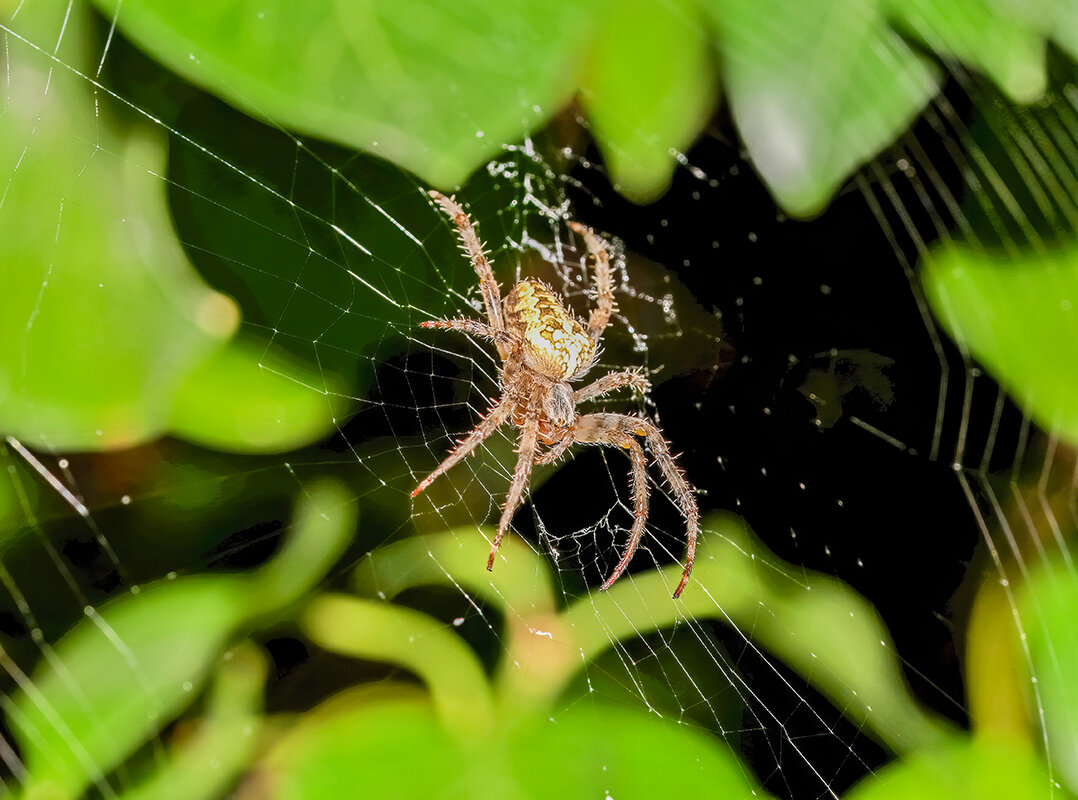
[0,3,1074,799]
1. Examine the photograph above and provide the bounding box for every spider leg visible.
[490,403,541,570]
[429,191,507,358]
[603,435,649,592]
[634,416,699,598]
[533,436,572,466]
[574,412,698,598]
[411,393,516,498]
[569,222,614,345]
[573,369,649,405]
[421,318,516,349]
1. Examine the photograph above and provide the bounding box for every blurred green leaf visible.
[353,527,557,615]
[843,737,1054,800]
[88,0,597,189]
[84,0,975,215]
[577,0,718,203]
[117,641,267,800]
[304,594,495,736]
[0,5,231,451]
[0,1,337,454]
[886,0,1046,102]
[1021,556,1078,794]
[169,335,347,454]
[9,480,354,800]
[569,514,954,753]
[355,516,954,753]
[260,694,764,800]
[922,243,1078,443]
[703,0,939,217]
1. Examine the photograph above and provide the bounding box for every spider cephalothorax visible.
[413,190,699,597]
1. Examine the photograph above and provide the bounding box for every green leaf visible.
[1021,557,1078,794]
[303,594,495,736]
[0,1,339,454]
[886,0,1046,103]
[704,0,939,217]
[116,642,267,800]
[80,0,1063,218]
[922,243,1078,443]
[578,0,718,202]
[9,480,354,800]
[355,516,954,753]
[353,527,557,615]
[0,4,234,451]
[88,0,597,189]
[566,514,954,753]
[169,335,347,454]
[261,695,764,800]
[843,737,1053,800]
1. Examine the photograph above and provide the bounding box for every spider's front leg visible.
[569,221,614,345]
[428,190,508,358]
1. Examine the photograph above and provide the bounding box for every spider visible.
[412,190,699,597]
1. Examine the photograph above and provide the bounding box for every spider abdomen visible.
[503,279,595,380]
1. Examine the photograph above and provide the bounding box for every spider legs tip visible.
[673,566,692,599]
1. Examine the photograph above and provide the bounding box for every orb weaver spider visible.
[413,191,699,597]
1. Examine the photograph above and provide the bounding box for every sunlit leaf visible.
[922,243,1078,444]
[9,480,354,800]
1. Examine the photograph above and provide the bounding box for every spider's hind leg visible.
[411,393,515,498]
[490,405,541,569]
[573,412,698,598]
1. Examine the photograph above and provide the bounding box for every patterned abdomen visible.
[503,279,594,380]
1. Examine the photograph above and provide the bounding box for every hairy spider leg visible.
[569,221,614,345]
[636,415,699,598]
[420,318,515,349]
[530,370,650,467]
[411,393,516,499]
[600,435,649,593]
[573,413,699,598]
[573,368,649,404]
[490,401,541,570]
[428,190,508,359]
